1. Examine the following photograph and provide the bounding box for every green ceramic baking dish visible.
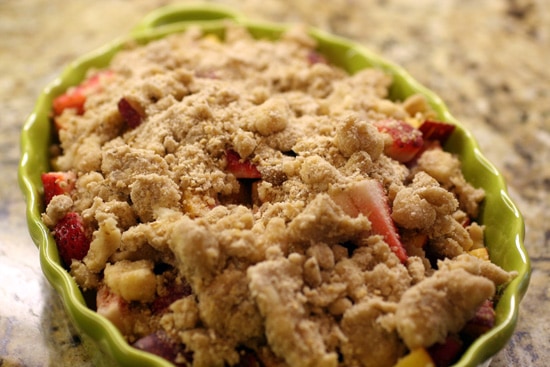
[18,3,530,367]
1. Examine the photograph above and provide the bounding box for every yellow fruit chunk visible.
[203,33,221,43]
[394,348,435,367]
[469,247,490,261]
[406,117,422,128]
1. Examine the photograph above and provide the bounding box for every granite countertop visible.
[1,0,548,366]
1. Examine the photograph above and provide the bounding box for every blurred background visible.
[0,0,548,366]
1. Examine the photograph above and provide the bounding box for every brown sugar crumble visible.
[43,24,516,367]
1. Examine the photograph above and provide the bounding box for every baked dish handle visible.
[131,3,242,34]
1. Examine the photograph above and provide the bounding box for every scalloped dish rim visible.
[18,4,530,367]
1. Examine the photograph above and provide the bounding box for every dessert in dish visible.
[41,25,516,367]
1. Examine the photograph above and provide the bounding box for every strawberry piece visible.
[374,119,424,163]
[461,299,496,341]
[151,280,193,315]
[427,335,463,367]
[225,149,262,179]
[41,171,76,206]
[52,70,113,116]
[307,50,328,65]
[133,331,189,366]
[410,120,456,161]
[118,97,145,129]
[53,211,90,266]
[418,120,455,145]
[52,90,87,116]
[332,179,408,263]
[96,284,134,336]
[238,348,263,367]
[96,284,129,317]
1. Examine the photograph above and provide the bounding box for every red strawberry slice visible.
[52,90,87,116]
[374,119,424,163]
[418,120,455,145]
[118,97,145,129]
[427,334,463,367]
[461,299,496,341]
[410,120,457,161]
[225,149,262,179]
[332,179,408,263]
[52,70,113,116]
[53,211,90,266]
[41,171,76,206]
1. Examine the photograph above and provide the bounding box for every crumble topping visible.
[44,24,516,367]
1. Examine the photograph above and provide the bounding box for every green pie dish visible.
[18,3,530,367]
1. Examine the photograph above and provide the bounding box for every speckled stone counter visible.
[1,0,548,366]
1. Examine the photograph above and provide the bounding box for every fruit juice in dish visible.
[40,24,516,367]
